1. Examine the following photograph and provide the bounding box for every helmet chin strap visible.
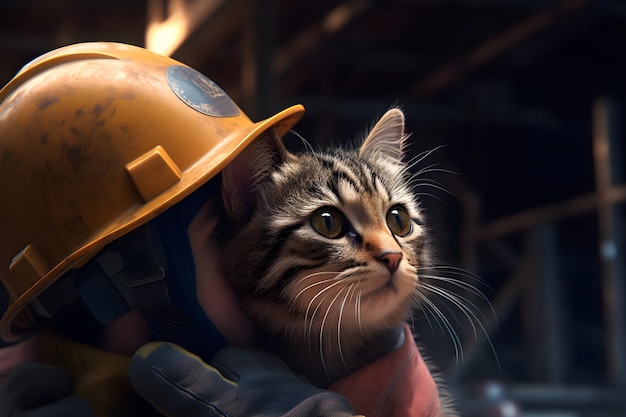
[31,182,227,360]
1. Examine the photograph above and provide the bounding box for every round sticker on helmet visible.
[166,65,240,117]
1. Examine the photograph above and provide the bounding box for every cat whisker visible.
[408,176,449,188]
[414,166,460,178]
[404,145,447,170]
[411,292,434,334]
[356,289,363,332]
[406,153,459,177]
[422,266,498,326]
[306,289,334,347]
[412,191,448,204]
[319,287,347,379]
[304,277,348,345]
[292,272,342,306]
[421,282,481,340]
[422,284,492,333]
[287,129,315,153]
[427,265,492,288]
[421,282,501,370]
[420,274,493,308]
[337,283,355,372]
[297,277,339,336]
[415,290,464,365]
[408,179,454,196]
[410,162,439,178]
[410,290,441,334]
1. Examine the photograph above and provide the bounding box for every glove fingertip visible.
[129,342,233,417]
[130,343,187,395]
[129,346,184,417]
[133,341,178,361]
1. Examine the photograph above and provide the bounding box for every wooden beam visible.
[412,0,590,97]
[592,98,626,385]
[472,184,626,241]
[272,0,368,77]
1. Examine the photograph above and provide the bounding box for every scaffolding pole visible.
[592,97,626,385]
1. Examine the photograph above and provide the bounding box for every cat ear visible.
[221,129,291,221]
[358,108,407,162]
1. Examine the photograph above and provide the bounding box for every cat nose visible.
[375,251,402,273]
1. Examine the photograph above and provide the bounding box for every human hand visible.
[188,197,256,348]
[0,362,93,417]
[129,342,358,417]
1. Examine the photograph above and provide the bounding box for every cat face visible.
[221,109,428,336]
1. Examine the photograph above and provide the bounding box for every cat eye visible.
[386,206,412,237]
[311,208,344,239]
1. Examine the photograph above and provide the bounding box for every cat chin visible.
[358,297,412,327]
[360,272,417,304]
[247,291,411,339]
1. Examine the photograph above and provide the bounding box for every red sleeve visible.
[329,324,441,417]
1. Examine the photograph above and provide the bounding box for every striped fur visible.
[221,109,436,388]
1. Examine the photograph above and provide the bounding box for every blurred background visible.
[1,0,625,415]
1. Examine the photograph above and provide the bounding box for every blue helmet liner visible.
[28,178,228,360]
[149,177,227,359]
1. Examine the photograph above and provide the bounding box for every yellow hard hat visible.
[0,42,304,341]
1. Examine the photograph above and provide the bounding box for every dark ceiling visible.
[1,0,626,413]
[3,0,623,209]
[3,1,625,119]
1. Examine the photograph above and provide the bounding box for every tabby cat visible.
[220,108,451,405]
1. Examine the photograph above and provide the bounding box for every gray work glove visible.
[129,342,357,417]
[0,363,93,417]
